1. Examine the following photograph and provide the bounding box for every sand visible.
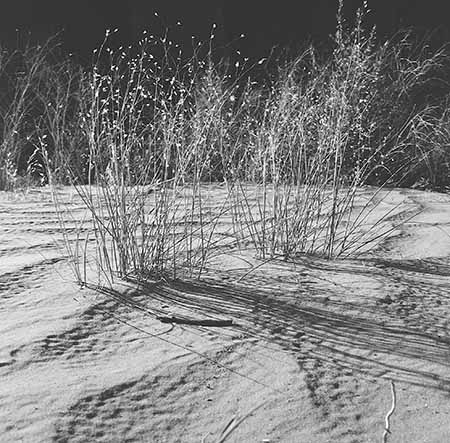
[1,185,450,442]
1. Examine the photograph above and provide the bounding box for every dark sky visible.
[1,1,450,61]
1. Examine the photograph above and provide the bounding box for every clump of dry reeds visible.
[225,1,442,259]
[7,2,450,284]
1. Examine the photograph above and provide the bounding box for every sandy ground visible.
[1,185,450,442]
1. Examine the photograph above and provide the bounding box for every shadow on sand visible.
[92,260,450,394]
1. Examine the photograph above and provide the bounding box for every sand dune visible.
[1,186,450,442]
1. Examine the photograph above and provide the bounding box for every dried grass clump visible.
[7,2,449,284]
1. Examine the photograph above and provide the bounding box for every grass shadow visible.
[94,265,450,393]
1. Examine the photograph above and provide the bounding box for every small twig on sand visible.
[90,303,275,392]
[382,380,397,443]
[157,315,233,327]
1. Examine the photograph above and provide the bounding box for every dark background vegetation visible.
[2,1,450,192]
[1,1,450,61]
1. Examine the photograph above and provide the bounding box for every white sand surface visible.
[1,186,450,442]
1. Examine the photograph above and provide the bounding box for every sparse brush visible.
[31,1,450,286]
[60,30,241,285]
[0,36,88,190]
[225,1,446,261]
[33,55,85,184]
[0,40,51,189]
[405,101,450,190]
